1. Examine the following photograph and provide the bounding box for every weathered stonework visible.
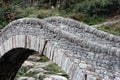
[0,17,120,80]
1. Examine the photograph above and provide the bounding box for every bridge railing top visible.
[0,17,120,57]
[1,17,120,43]
[43,17,120,43]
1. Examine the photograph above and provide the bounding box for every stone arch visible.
[0,17,120,80]
[0,34,74,80]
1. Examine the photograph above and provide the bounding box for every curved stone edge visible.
[0,35,46,57]
[92,20,120,28]
[0,18,120,57]
[0,18,42,33]
[0,35,85,80]
[43,17,120,43]
[1,35,120,80]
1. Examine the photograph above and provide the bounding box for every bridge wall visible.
[0,17,120,80]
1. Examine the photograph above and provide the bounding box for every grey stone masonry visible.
[0,17,120,80]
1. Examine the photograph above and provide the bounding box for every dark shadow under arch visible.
[0,48,35,80]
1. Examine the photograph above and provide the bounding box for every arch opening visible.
[0,48,35,80]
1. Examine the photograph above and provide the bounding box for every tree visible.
[0,0,15,25]
[74,0,120,16]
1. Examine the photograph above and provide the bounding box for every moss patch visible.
[44,63,68,78]
[39,56,49,62]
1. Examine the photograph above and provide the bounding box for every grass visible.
[98,23,120,36]
[15,55,49,79]
[0,5,108,30]
[16,67,39,79]
[44,63,65,74]
[15,55,69,79]
[26,71,38,78]
[15,67,30,78]
[44,63,68,78]
[39,56,49,62]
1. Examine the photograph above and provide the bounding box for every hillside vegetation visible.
[0,0,120,35]
[98,22,120,36]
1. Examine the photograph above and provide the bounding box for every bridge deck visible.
[0,17,120,80]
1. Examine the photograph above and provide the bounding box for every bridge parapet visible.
[0,17,120,80]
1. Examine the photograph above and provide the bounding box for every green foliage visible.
[69,13,85,21]
[16,67,30,78]
[44,63,68,78]
[74,0,119,16]
[44,63,66,74]
[59,0,120,19]
[26,72,38,78]
[37,9,53,18]
[84,16,105,25]
[58,0,119,25]
[98,23,120,36]
[37,9,60,19]
[16,67,39,78]
[0,0,120,35]
[0,22,5,29]
[15,7,38,19]
[0,1,16,29]
[15,7,60,19]
[39,56,49,62]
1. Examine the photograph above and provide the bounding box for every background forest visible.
[0,0,120,35]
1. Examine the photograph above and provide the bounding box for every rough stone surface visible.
[0,17,120,80]
[17,77,35,80]
[44,75,68,80]
[15,54,69,80]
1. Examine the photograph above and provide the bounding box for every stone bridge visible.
[0,17,120,80]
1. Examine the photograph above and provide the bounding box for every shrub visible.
[39,56,49,62]
[37,9,52,18]
[84,16,105,25]
[37,9,60,19]
[98,23,120,36]
[15,6,39,19]
[74,0,120,16]
[44,63,66,74]
[59,0,120,17]
[0,3,15,28]
[69,13,85,21]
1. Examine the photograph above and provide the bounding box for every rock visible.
[22,61,34,68]
[36,73,45,79]
[17,77,35,80]
[44,78,51,80]
[27,68,47,74]
[44,75,68,80]
[28,55,41,62]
